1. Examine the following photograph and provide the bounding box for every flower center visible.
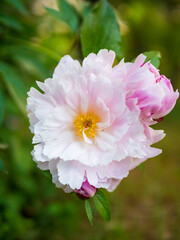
[74,113,99,139]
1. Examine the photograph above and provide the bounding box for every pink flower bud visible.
[118,54,179,123]
[75,180,97,200]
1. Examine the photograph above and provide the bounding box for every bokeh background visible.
[0,0,180,239]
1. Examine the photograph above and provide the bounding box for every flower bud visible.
[75,180,97,200]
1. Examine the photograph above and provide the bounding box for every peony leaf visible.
[81,0,122,59]
[42,170,52,180]
[46,0,79,33]
[45,7,62,21]
[0,158,8,174]
[85,200,93,225]
[93,190,111,221]
[143,51,161,68]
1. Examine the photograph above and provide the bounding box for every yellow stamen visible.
[74,113,99,139]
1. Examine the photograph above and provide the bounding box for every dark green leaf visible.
[0,89,5,126]
[80,0,122,58]
[85,200,93,225]
[0,13,23,31]
[42,170,52,180]
[143,51,161,68]
[0,62,27,115]
[6,0,28,15]
[0,158,8,174]
[93,189,111,221]
[46,0,79,33]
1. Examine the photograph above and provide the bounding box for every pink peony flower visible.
[113,54,179,124]
[27,50,173,196]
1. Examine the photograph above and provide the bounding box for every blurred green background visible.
[0,0,180,239]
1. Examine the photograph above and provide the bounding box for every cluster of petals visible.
[27,49,178,198]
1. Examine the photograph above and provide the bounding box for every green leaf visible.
[6,0,28,15]
[143,51,161,68]
[80,0,122,58]
[93,189,111,221]
[0,89,5,126]
[80,2,91,20]
[57,0,79,33]
[0,62,27,115]
[0,158,8,174]
[85,200,93,225]
[45,7,62,21]
[46,0,79,33]
[42,170,52,180]
[0,13,23,31]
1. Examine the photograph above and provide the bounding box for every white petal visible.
[53,55,81,79]
[57,160,85,189]
[33,143,50,162]
[83,129,93,144]
[95,131,115,151]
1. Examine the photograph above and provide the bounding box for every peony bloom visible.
[27,49,176,197]
[114,54,179,124]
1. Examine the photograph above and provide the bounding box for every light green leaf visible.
[0,89,5,126]
[80,2,91,20]
[85,200,93,225]
[46,0,79,33]
[0,13,23,31]
[80,0,122,58]
[45,7,62,21]
[57,0,79,33]
[93,189,111,221]
[0,158,8,174]
[6,0,28,15]
[143,51,161,68]
[0,62,27,116]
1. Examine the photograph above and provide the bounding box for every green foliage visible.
[85,200,93,225]
[80,0,122,59]
[6,0,28,15]
[0,62,27,115]
[0,158,8,174]
[143,51,161,68]
[0,0,179,239]
[0,12,23,31]
[0,89,5,125]
[42,170,52,180]
[93,190,111,221]
[46,0,79,33]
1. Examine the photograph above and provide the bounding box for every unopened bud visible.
[75,180,97,200]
